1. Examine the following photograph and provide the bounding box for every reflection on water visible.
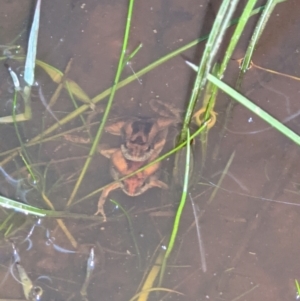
[0,0,299,301]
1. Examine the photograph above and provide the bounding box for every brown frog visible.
[104,99,181,162]
[95,100,181,220]
[64,99,181,220]
[95,146,168,221]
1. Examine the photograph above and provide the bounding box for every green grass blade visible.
[159,128,192,285]
[238,0,285,84]
[0,195,105,220]
[219,0,258,77]
[199,64,220,168]
[12,90,37,183]
[0,212,15,231]
[207,73,300,145]
[66,0,136,207]
[179,0,239,143]
[295,280,300,298]
[122,43,143,69]
[0,195,47,216]
[110,199,141,268]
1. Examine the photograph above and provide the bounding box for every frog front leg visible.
[105,119,127,135]
[97,145,118,158]
[95,181,122,221]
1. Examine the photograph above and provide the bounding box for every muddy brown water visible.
[0,0,299,300]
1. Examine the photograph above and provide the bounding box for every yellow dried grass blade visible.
[36,60,63,83]
[130,288,183,301]
[36,60,92,104]
[64,79,92,104]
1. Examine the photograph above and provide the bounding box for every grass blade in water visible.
[207,74,300,145]
[24,0,41,86]
[159,128,192,285]
[189,193,207,272]
[237,0,285,87]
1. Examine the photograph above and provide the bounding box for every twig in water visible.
[37,84,60,124]
[189,193,207,273]
[126,61,142,85]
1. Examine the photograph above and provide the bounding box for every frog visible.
[64,99,181,220]
[104,99,181,162]
[64,99,181,162]
[95,146,168,221]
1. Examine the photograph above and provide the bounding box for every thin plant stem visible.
[66,0,136,207]
[207,74,300,145]
[218,0,258,77]
[0,194,105,220]
[237,0,284,88]
[179,0,239,143]
[189,193,207,273]
[110,199,141,268]
[12,91,37,183]
[207,151,235,205]
[159,128,192,285]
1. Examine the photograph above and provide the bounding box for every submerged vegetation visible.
[0,0,298,300]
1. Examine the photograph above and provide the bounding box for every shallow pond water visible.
[0,0,299,301]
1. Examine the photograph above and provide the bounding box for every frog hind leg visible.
[95,182,122,221]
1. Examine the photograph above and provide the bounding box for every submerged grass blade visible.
[207,151,235,205]
[0,67,31,123]
[207,74,300,145]
[130,288,183,301]
[0,195,47,217]
[187,60,300,145]
[36,59,63,82]
[159,128,192,285]
[37,60,93,104]
[0,212,15,231]
[295,280,300,298]
[65,79,93,104]
[24,0,41,86]
[237,0,285,87]
[219,0,258,77]
[199,63,219,167]
[122,43,143,69]
[0,195,105,220]
[179,0,239,143]
[110,199,141,268]
[65,80,90,133]
[12,91,37,183]
[189,193,207,272]
[66,0,136,207]
[0,0,41,123]
[136,251,164,301]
